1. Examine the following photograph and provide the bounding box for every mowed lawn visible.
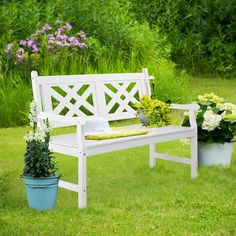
[0,77,236,235]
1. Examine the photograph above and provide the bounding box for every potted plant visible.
[134,95,171,127]
[22,101,61,210]
[182,93,236,166]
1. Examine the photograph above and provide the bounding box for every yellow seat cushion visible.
[85,128,149,140]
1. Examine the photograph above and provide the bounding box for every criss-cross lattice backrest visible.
[31,69,152,127]
[95,80,145,120]
[44,83,98,117]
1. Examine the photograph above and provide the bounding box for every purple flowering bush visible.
[4,19,87,73]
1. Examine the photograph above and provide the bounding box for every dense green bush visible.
[131,0,236,75]
[3,0,232,127]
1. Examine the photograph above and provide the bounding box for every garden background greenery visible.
[1,0,236,127]
[0,0,236,235]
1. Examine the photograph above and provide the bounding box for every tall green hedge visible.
[131,0,236,75]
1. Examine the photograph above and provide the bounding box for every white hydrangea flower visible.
[202,108,222,131]
[224,103,236,113]
[216,103,225,111]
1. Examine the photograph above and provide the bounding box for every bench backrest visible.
[31,68,152,127]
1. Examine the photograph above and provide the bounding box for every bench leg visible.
[149,144,156,168]
[190,135,198,179]
[78,153,87,208]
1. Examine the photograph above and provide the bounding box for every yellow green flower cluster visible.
[224,113,236,123]
[134,95,170,127]
[198,93,224,105]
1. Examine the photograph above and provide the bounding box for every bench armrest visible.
[170,104,199,130]
[170,104,200,111]
[39,112,86,125]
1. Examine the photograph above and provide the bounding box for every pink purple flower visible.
[36,29,45,35]
[5,43,13,54]
[5,21,87,63]
[43,23,52,31]
[56,41,63,46]
[32,45,39,53]
[16,48,24,54]
[79,31,86,39]
[27,39,35,47]
[48,39,55,44]
[55,19,61,24]
[56,27,65,35]
[78,42,87,48]
[57,34,68,41]
[19,40,27,46]
[16,54,24,61]
[47,34,54,39]
[65,23,72,30]
[68,36,76,42]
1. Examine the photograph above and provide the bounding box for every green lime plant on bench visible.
[134,95,171,127]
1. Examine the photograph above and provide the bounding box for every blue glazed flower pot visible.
[23,174,61,210]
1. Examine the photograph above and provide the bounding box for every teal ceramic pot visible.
[23,174,61,210]
[198,142,233,167]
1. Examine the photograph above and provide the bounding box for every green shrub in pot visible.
[134,95,170,127]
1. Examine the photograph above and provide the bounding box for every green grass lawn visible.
[187,77,236,103]
[0,77,236,235]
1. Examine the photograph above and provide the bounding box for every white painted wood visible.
[39,112,86,125]
[34,73,147,85]
[170,104,200,111]
[143,68,152,96]
[190,134,198,179]
[31,71,44,130]
[155,153,191,165]
[77,124,87,208]
[59,180,79,192]
[97,80,142,120]
[31,69,200,208]
[149,144,156,168]
[50,125,195,156]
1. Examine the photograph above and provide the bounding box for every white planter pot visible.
[198,142,233,167]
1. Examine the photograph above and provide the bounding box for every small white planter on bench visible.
[31,68,199,208]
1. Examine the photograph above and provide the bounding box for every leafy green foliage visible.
[23,102,58,177]
[151,58,189,103]
[23,136,57,177]
[131,0,236,75]
[0,70,31,127]
[134,95,170,127]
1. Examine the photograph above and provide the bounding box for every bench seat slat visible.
[50,125,194,156]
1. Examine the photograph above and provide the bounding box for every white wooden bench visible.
[31,68,199,208]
